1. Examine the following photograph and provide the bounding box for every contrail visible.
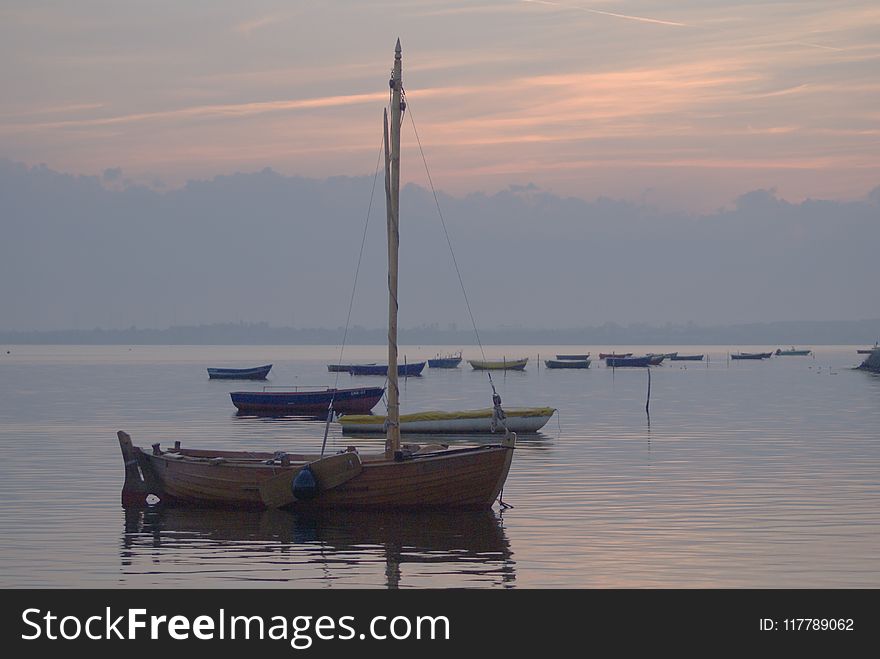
[0,92,388,132]
[522,0,687,27]
[791,41,845,52]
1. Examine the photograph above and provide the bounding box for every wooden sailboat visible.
[116,40,516,511]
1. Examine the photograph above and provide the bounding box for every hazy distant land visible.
[2,319,878,346]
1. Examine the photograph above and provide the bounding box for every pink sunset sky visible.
[2,0,878,212]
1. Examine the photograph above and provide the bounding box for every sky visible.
[1,1,878,332]
[2,0,879,213]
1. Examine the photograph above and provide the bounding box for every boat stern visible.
[118,431,168,507]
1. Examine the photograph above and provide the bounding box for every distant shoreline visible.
[2,319,878,346]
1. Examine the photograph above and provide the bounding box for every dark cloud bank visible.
[1,159,878,343]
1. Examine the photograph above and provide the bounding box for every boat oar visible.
[259,452,363,508]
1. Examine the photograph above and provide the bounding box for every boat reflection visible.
[121,507,515,588]
[339,431,557,450]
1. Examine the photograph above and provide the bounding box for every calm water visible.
[1,345,878,588]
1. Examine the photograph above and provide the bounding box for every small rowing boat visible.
[605,355,651,367]
[775,347,812,356]
[338,407,556,434]
[468,358,528,371]
[327,363,376,373]
[730,352,773,360]
[427,352,463,368]
[544,358,591,369]
[207,364,272,380]
[349,362,426,376]
[229,386,384,417]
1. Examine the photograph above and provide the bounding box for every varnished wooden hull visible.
[119,432,513,511]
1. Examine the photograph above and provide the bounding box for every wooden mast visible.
[385,39,403,458]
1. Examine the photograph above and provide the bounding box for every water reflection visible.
[339,431,557,449]
[121,507,515,588]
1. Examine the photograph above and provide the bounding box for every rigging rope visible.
[331,132,385,391]
[322,130,385,455]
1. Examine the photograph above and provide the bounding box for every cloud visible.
[233,14,285,36]
[102,167,122,182]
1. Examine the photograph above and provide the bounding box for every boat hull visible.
[327,363,375,372]
[544,359,590,369]
[606,356,651,367]
[731,352,773,360]
[207,364,272,380]
[230,387,384,416]
[857,348,880,372]
[339,407,556,434]
[598,353,632,359]
[468,358,528,371]
[555,354,589,360]
[670,354,704,361]
[427,358,462,368]
[118,432,514,510]
[348,362,426,376]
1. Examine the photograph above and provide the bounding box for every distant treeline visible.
[2,320,879,346]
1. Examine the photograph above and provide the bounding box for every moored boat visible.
[207,364,272,380]
[730,352,773,360]
[116,42,516,512]
[230,386,385,417]
[468,358,528,371]
[857,348,880,373]
[427,352,463,368]
[670,354,704,361]
[605,355,651,367]
[598,352,632,359]
[349,361,426,376]
[118,430,513,510]
[775,347,812,356]
[555,353,589,360]
[544,358,591,369]
[328,363,376,373]
[338,407,556,434]
[646,354,666,365]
